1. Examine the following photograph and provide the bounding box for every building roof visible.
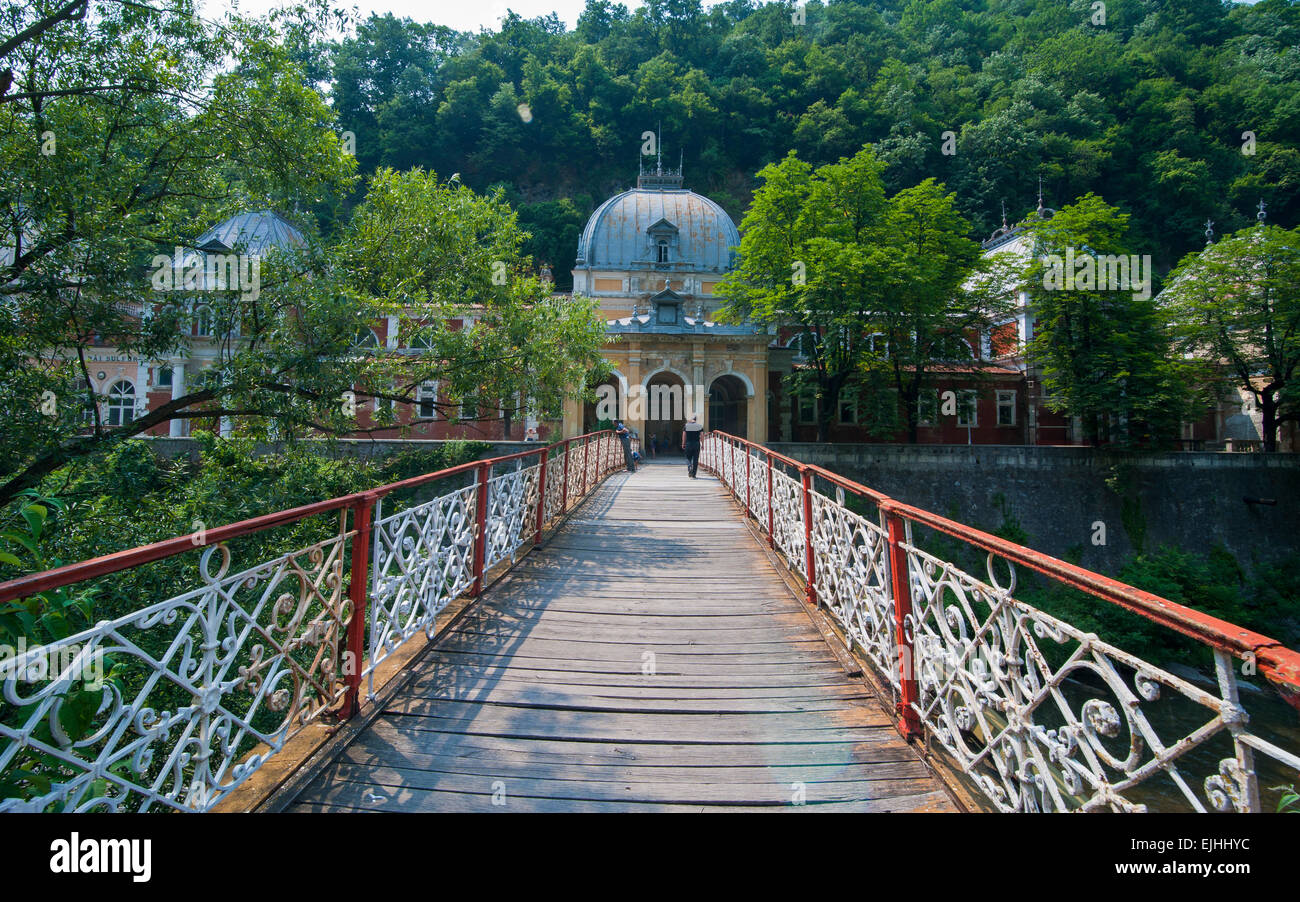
[605,312,762,336]
[575,187,739,274]
[606,288,760,336]
[196,209,305,255]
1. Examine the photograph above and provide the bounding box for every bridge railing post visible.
[560,440,571,512]
[800,467,816,607]
[470,461,491,597]
[766,451,774,548]
[534,447,547,549]
[745,446,751,516]
[884,505,923,741]
[580,437,589,498]
[728,440,735,497]
[342,494,375,719]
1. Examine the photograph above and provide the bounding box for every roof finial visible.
[1257,199,1267,225]
[1000,198,1008,229]
[1205,218,1214,245]
[1036,177,1045,217]
[657,120,663,176]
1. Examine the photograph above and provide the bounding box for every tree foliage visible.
[716,146,1011,441]
[1162,222,1300,451]
[1022,194,1197,446]
[319,0,1300,287]
[0,3,606,508]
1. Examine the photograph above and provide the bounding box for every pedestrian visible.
[649,435,658,458]
[524,426,538,442]
[682,415,704,478]
[616,420,636,472]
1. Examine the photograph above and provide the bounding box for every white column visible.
[135,359,149,421]
[169,362,187,437]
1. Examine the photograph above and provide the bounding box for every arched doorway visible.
[709,374,748,439]
[645,370,686,456]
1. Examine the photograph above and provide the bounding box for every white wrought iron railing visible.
[704,431,1300,813]
[0,431,620,812]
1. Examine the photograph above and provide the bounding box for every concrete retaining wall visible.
[769,443,1300,572]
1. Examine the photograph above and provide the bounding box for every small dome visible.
[196,209,304,255]
[576,188,739,273]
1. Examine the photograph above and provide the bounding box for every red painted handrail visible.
[703,431,1300,702]
[0,430,616,605]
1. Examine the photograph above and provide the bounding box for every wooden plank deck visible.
[284,460,958,813]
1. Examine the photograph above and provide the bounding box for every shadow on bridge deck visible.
[281,461,959,812]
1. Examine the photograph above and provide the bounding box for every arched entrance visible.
[709,374,748,439]
[645,370,686,456]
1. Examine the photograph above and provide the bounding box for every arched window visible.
[106,380,136,426]
[195,305,213,338]
[353,328,380,351]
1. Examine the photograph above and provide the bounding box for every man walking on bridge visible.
[682,415,704,478]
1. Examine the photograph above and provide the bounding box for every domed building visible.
[562,159,776,446]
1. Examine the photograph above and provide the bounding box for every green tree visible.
[718,147,1006,442]
[0,3,606,508]
[1023,194,1193,447]
[859,179,1014,443]
[1161,223,1300,452]
[0,0,356,506]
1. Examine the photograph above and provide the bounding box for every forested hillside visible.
[319,0,1300,288]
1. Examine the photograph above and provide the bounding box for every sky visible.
[202,0,647,33]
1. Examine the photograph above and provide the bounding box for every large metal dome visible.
[575,187,739,273]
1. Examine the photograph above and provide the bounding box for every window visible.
[353,328,380,351]
[917,392,937,426]
[79,381,96,425]
[106,380,136,426]
[657,303,678,325]
[656,240,669,263]
[418,382,438,419]
[460,394,479,420]
[797,393,816,425]
[957,390,978,427]
[997,390,1016,427]
[194,305,213,338]
[407,328,436,352]
[157,366,173,388]
[838,389,858,425]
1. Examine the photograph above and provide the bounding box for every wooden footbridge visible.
[283,463,955,813]
[1,431,1297,813]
